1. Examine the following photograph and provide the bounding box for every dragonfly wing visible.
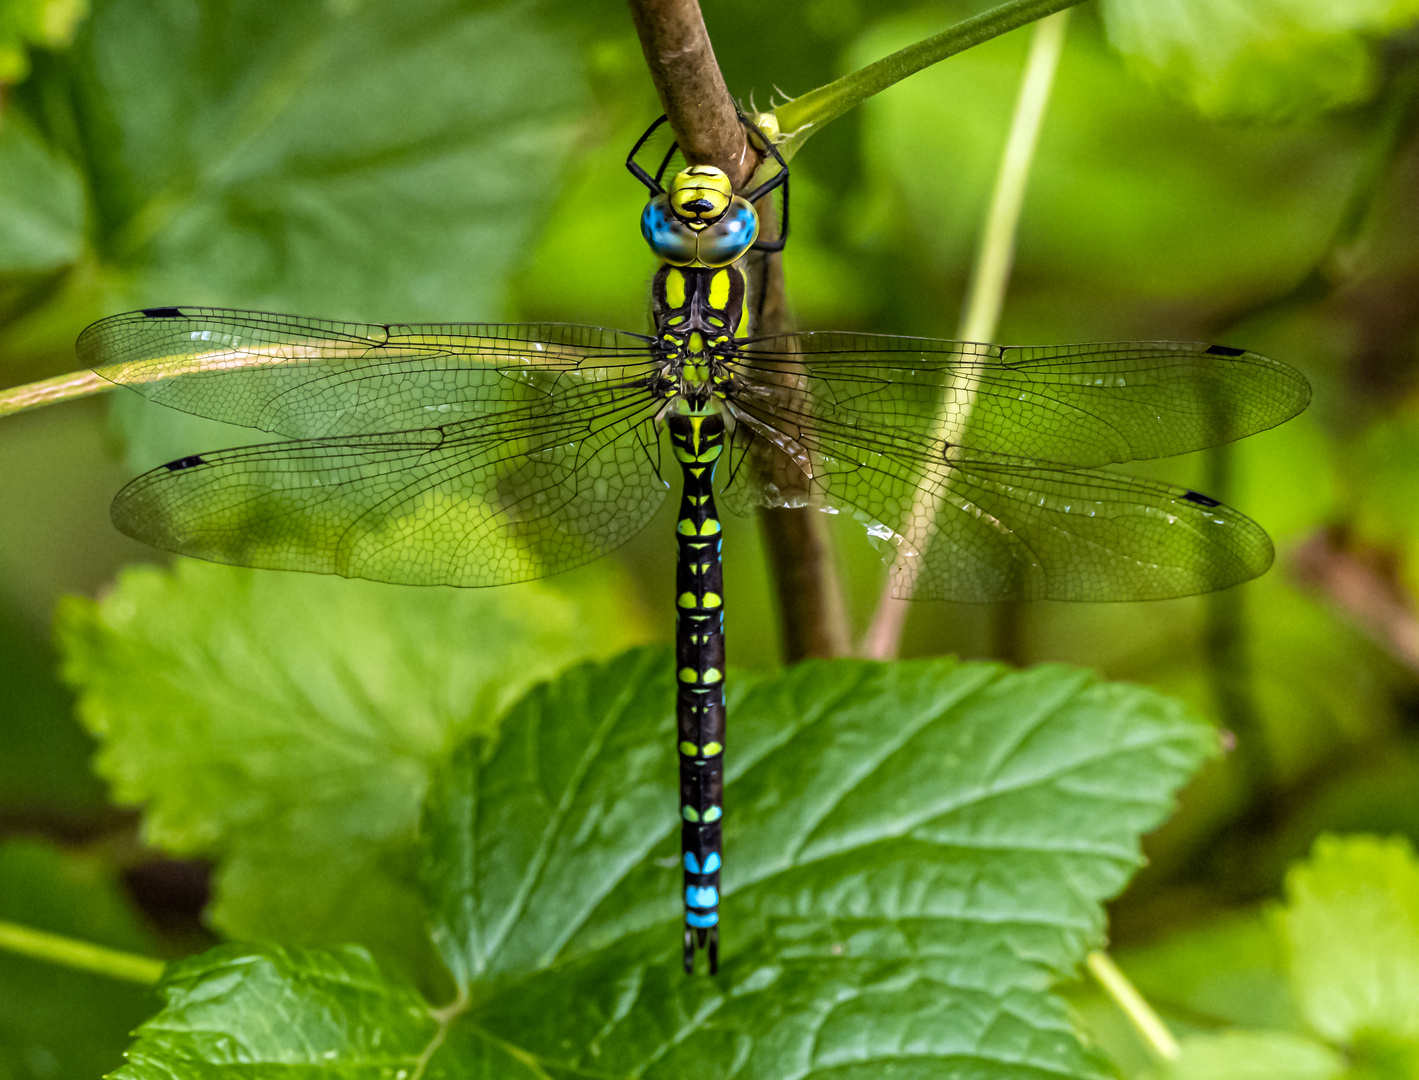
[80,307,657,439]
[812,449,1273,602]
[110,381,668,587]
[734,333,1310,468]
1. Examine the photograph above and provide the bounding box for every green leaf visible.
[57,559,648,984]
[0,113,85,274]
[117,650,1215,1078]
[0,839,159,1080]
[1278,834,1419,1046]
[1116,910,1305,1034]
[1158,1031,1347,1080]
[416,649,1215,1075]
[113,944,448,1080]
[1098,0,1419,121]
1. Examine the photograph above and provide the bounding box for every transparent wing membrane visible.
[110,380,668,587]
[723,334,1307,601]
[816,450,1272,601]
[80,308,1308,600]
[733,334,1310,468]
[80,307,656,439]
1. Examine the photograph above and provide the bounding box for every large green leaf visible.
[1099,0,1419,120]
[0,839,159,1080]
[0,0,587,372]
[117,648,1215,1077]
[57,559,648,985]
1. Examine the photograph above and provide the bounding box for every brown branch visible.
[1293,528,1419,672]
[626,0,851,659]
[626,0,754,185]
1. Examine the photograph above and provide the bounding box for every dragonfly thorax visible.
[651,265,744,408]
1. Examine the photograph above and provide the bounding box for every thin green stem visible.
[774,0,1085,161]
[861,10,1068,660]
[0,919,165,985]
[1087,950,1181,1063]
[959,8,1069,342]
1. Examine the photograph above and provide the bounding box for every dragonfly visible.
[72,115,1310,975]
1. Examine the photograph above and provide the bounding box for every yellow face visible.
[667,166,733,228]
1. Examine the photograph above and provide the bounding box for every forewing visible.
[80,307,657,439]
[109,379,668,587]
[734,333,1310,468]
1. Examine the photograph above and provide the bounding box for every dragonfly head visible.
[668,166,734,226]
[642,166,759,269]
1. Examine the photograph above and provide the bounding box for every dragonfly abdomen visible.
[669,407,727,975]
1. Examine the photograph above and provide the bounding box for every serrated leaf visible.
[1156,1030,1346,1080]
[1099,0,1419,120]
[113,944,445,1080]
[1278,834,1419,1046]
[57,559,648,983]
[0,839,158,1080]
[117,649,1215,1078]
[413,649,1214,1077]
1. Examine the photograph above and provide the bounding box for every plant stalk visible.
[625,0,753,186]
[0,919,165,985]
[0,369,110,418]
[862,9,1069,659]
[774,0,1084,161]
[1086,950,1181,1062]
[627,0,851,659]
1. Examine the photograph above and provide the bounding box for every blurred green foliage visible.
[0,0,84,84]
[56,560,650,989]
[0,0,1418,1075]
[1107,835,1419,1079]
[0,839,157,1079]
[1100,0,1419,121]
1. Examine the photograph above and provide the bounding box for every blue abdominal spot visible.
[686,885,719,908]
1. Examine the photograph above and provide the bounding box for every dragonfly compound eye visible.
[643,193,758,268]
[692,197,758,268]
[642,194,699,266]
